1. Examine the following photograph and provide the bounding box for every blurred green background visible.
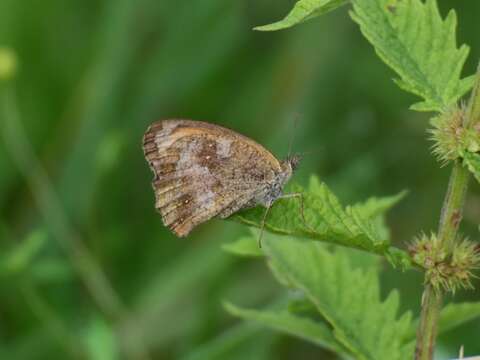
[1,0,479,359]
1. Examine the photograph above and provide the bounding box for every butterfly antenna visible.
[287,112,302,158]
[258,204,272,248]
[299,147,323,157]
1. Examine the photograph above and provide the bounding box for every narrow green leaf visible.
[180,323,264,360]
[437,302,480,335]
[254,0,349,31]
[350,0,472,112]
[224,302,348,355]
[29,258,73,284]
[462,151,480,183]
[0,230,47,276]
[263,237,414,359]
[405,302,480,341]
[222,235,262,257]
[234,176,411,268]
[84,316,117,360]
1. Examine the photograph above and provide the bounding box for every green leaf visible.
[234,176,411,268]
[350,0,472,112]
[262,236,414,359]
[84,316,117,360]
[181,323,270,360]
[437,302,480,335]
[224,302,348,355]
[254,0,349,31]
[462,151,480,183]
[29,258,73,284]
[405,302,480,341]
[222,235,262,257]
[351,190,407,219]
[0,230,47,276]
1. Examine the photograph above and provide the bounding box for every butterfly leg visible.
[257,204,272,248]
[278,192,315,234]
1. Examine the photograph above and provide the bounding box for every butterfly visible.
[143,119,306,243]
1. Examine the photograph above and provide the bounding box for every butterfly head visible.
[283,154,302,172]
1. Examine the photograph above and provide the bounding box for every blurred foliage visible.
[1,0,480,359]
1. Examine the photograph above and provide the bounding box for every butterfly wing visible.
[143,119,283,237]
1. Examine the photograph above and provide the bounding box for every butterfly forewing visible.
[143,119,283,237]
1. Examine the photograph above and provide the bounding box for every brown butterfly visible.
[143,119,305,242]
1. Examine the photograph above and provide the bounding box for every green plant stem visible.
[414,283,442,360]
[414,162,469,360]
[438,162,470,251]
[415,63,480,360]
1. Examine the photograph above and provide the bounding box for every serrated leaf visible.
[254,0,349,31]
[350,0,472,112]
[351,190,407,219]
[224,302,348,355]
[234,176,411,268]
[462,151,480,183]
[262,236,414,360]
[352,191,407,246]
[405,301,480,341]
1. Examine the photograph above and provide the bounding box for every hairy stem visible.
[415,63,480,359]
[415,162,469,360]
[415,283,442,360]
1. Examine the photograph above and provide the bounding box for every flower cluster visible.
[409,233,479,293]
[429,105,480,165]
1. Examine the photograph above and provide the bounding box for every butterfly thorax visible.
[256,158,295,207]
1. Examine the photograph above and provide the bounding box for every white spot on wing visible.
[195,189,216,209]
[216,138,232,158]
[177,140,201,168]
[176,139,216,188]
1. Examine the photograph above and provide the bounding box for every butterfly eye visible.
[288,154,302,171]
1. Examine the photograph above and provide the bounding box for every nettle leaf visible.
[351,191,407,219]
[224,302,348,355]
[254,0,349,32]
[252,237,413,359]
[351,0,473,112]
[233,176,411,268]
[462,151,480,183]
[436,302,480,334]
[405,301,480,341]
